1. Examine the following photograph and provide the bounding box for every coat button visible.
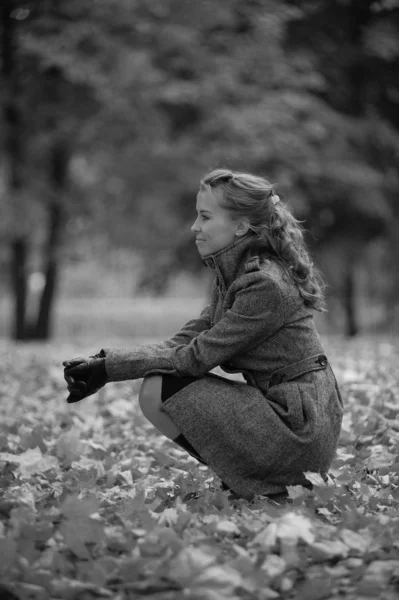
[317,355,327,366]
[270,372,285,386]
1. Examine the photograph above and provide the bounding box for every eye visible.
[201,215,209,221]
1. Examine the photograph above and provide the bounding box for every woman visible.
[63,169,343,501]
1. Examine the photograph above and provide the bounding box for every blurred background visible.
[1,0,399,346]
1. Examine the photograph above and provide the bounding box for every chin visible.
[195,242,207,255]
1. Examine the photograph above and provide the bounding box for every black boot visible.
[173,435,235,495]
[173,434,208,465]
[220,481,231,491]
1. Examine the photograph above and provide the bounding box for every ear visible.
[235,219,250,237]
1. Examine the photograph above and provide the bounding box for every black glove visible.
[63,350,108,403]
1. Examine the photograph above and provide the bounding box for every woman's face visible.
[191,187,239,257]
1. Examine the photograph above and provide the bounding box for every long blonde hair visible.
[200,168,325,311]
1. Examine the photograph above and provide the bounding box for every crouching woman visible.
[63,169,343,501]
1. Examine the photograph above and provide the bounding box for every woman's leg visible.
[138,375,182,440]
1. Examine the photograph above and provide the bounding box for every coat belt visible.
[268,353,328,390]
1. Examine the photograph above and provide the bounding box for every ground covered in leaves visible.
[1,336,399,600]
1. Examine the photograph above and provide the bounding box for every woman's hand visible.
[63,350,108,403]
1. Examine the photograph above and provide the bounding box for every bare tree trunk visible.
[2,0,30,339]
[33,63,70,340]
[35,140,68,339]
[35,203,63,339]
[385,225,399,331]
[10,238,28,339]
[339,0,373,338]
[343,260,358,337]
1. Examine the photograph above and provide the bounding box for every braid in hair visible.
[201,168,326,311]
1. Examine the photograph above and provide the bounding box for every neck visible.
[202,234,256,291]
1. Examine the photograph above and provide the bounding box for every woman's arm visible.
[160,303,213,348]
[104,272,284,381]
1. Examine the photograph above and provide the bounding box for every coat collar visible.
[202,233,256,291]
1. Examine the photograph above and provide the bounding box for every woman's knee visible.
[138,375,163,418]
[138,375,182,439]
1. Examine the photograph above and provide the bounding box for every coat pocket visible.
[267,380,317,434]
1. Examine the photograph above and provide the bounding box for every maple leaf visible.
[157,507,179,526]
[309,540,349,561]
[262,553,286,578]
[339,528,372,554]
[56,428,85,467]
[19,425,47,453]
[304,472,327,487]
[287,485,308,500]
[190,564,243,599]
[0,538,17,576]
[2,336,399,598]
[168,546,217,584]
[59,495,104,559]
[215,519,241,536]
[250,512,315,550]
[0,447,60,478]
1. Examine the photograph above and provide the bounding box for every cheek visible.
[220,220,236,239]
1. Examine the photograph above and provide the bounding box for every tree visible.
[2,0,398,339]
[0,0,122,339]
[1,0,28,339]
[281,0,399,335]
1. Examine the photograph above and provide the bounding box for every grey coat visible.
[104,234,343,499]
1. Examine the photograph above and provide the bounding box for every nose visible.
[191,218,201,233]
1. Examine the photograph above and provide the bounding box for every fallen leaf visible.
[215,520,240,535]
[59,495,104,559]
[169,546,217,584]
[0,538,17,575]
[262,554,286,578]
[0,447,59,478]
[340,529,371,554]
[310,540,349,561]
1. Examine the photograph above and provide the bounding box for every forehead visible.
[196,186,224,211]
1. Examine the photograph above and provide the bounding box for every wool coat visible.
[104,234,344,499]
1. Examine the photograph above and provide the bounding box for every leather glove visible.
[63,350,108,403]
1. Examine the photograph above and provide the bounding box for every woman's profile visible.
[63,168,344,501]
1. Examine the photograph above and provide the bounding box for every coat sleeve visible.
[104,273,284,381]
[163,303,213,347]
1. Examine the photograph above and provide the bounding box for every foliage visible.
[1,336,399,598]
[1,0,399,334]
[284,0,399,231]
[6,0,399,253]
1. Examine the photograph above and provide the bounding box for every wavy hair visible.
[200,168,326,311]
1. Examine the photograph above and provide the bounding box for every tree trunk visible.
[339,0,373,338]
[35,203,63,339]
[2,0,30,339]
[385,224,399,331]
[343,261,358,337]
[35,140,68,339]
[10,238,28,339]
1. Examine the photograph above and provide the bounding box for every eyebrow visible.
[197,209,212,215]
